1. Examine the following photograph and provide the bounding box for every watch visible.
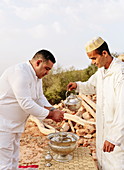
[49,107,56,111]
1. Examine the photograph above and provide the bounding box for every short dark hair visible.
[33,49,56,63]
[95,41,111,56]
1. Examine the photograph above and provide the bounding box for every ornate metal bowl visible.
[47,132,79,162]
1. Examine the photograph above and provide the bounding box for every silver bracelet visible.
[49,107,56,111]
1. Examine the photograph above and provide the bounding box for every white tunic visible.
[76,58,124,170]
[0,61,51,133]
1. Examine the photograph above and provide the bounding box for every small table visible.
[39,147,97,170]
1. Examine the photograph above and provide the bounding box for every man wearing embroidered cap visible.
[67,37,124,170]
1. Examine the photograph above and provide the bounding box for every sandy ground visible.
[19,119,59,166]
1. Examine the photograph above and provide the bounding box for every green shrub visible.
[43,64,97,105]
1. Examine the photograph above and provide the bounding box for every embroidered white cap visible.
[85,37,104,53]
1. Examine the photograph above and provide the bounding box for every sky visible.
[0,0,124,75]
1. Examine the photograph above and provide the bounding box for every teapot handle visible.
[65,90,76,98]
[66,91,82,102]
[65,91,69,98]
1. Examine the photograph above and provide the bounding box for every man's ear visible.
[36,59,42,66]
[102,50,108,57]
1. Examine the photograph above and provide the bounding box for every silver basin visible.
[47,132,79,162]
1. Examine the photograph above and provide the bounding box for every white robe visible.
[0,61,53,169]
[0,61,51,132]
[76,58,124,170]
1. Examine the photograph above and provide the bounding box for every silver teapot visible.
[64,91,82,112]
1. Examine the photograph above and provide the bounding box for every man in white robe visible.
[67,37,124,170]
[0,49,64,169]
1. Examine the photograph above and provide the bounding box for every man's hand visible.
[47,109,64,122]
[67,82,77,91]
[103,140,115,152]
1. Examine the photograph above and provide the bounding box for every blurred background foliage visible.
[42,52,120,104]
[43,64,97,105]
